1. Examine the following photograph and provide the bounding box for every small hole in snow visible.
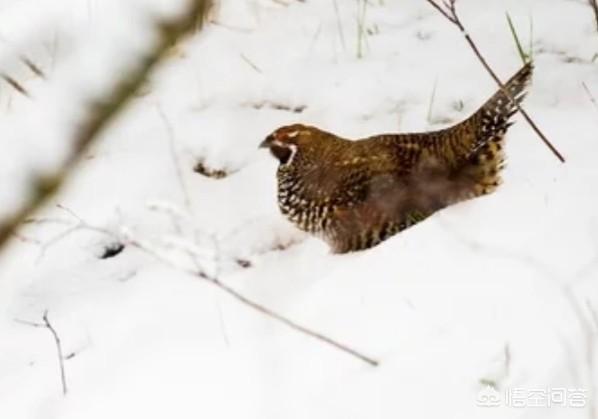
[236,258,252,269]
[99,242,125,259]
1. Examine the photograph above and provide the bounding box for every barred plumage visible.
[261,63,533,253]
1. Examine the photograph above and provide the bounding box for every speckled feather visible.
[264,63,533,253]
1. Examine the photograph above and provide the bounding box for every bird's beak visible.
[259,135,274,149]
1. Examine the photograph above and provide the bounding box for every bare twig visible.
[156,106,193,210]
[11,231,42,245]
[146,202,210,273]
[424,0,456,23]
[36,225,81,263]
[122,223,378,365]
[14,318,45,328]
[16,311,68,395]
[424,0,565,163]
[129,234,379,366]
[43,311,68,395]
[27,204,120,262]
[208,275,379,366]
[20,56,47,80]
[1,73,30,98]
[46,207,378,367]
[590,0,598,33]
[0,0,209,253]
[240,53,262,74]
[583,82,598,112]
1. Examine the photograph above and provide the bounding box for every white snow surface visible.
[0,0,597,418]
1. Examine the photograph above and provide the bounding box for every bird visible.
[260,63,533,253]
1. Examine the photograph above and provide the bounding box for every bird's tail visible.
[452,62,533,196]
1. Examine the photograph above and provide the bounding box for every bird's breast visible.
[276,173,331,234]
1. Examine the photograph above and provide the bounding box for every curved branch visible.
[424,0,565,163]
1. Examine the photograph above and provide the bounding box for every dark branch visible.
[20,56,47,79]
[583,82,598,112]
[16,311,68,395]
[424,0,455,23]
[590,0,598,33]
[1,73,30,97]
[0,0,209,253]
[42,311,68,396]
[209,277,379,366]
[125,234,379,367]
[424,0,565,163]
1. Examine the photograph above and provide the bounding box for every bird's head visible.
[260,124,320,166]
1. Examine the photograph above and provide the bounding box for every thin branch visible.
[424,0,456,23]
[146,202,211,272]
[124,232,378,366]
[240,53,263,74]
[42,311,68,396]
[1,73,30,98]
[20,56,47,80]
[583,82,598,112]
[0,0,209,253]
[424,0,565,163]
[16,311,68,395]
[156,106,193,210]
[44,206,378,367]
[590,0,598,33]
[210,276,379,366]
[11,231,42,245]
[26,204,120,262]
[14,318,45,328]
[208,19,253,33]
[36,225,81,263]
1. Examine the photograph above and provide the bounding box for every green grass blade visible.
[506,12,528,64]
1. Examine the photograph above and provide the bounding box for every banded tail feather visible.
[455,62,533,197]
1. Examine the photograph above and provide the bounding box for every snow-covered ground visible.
[0,0,597,418]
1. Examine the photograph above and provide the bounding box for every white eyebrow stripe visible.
[272,139,285,147]
[284,144,298,166]
[286,130,299,138]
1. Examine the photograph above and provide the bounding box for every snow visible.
[0,0,597,418]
